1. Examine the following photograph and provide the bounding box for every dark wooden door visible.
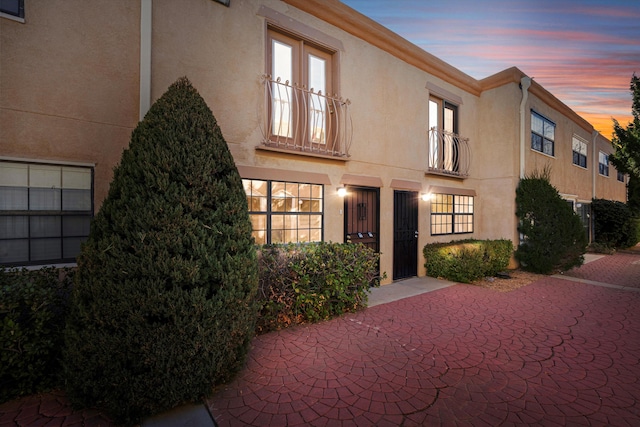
[393,190,418,280]
[344,186,379,252]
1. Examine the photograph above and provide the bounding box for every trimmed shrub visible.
[0,268,73,403]
[515,171,587,274]
[63,77,258,425]
[592,198,640,249]
[423,239,513,283]
[256,242,382,333]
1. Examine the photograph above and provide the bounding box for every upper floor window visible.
[0,161,93,266]
[428,97,470,177]
[599,151,609,176]
[617,171,625,182]
[265,28,341,153]
[572,136,587,168]
[0,0,24,19]
[531,111,555,156]
[430,193,474,235]
[243,179,323,245]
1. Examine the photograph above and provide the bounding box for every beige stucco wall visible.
[2,0,627,274]
[149,0,490,281]
[0,0,140,209]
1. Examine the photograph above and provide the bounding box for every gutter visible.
[519,77,531,178]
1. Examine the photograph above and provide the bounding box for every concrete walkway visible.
[1,251,639,426]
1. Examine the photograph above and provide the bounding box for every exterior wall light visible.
[337,187,347,197]
[421,193,433,202]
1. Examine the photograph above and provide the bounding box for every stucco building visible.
[0,0,627,283]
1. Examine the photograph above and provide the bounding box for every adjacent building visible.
[0,0,627,283]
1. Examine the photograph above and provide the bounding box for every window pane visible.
[531,134,542,152]
[0,240,28,263]
[30,164,61,188]
[543,122,555,140]
[309,229,322,242]
[30,188,61,210]
[0,216,28,238]
[62,166,91,189]
[0,162,28,187]
[62,188,92,211]
[531,113,544,135]
[272,40,293,138]
[62,216,91,237]
[543,139,554,156]
[0,187,28,210]
[63,237,86,259]
[30,238,62,261]
[31,216,61,238]
[0,0,21,16]
[308,54,326,144]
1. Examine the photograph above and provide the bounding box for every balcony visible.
[427,127,470,178]
[260,75,352,159]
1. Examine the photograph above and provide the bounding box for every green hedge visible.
[256,242,382,333]
[0,267,74,403]
[423,239,513,283]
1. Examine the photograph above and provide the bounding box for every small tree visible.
[592,198,639,249]
[63,77,258,424]
[610,74,640,180]
[515,169,587,274]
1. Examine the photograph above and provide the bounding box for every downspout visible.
[592,130,599,198]
[140,0,152,121]
[519,76,531,179]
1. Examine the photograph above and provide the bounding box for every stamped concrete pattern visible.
[207,278,640,426]
[1,252,639,426]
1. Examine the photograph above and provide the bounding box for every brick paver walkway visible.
[207,277,640,426]
[563,252,640,289]
[1,252,639,426]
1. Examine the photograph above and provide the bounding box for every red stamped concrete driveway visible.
[207,256,640,426]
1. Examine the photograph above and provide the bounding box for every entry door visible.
[344,187,379,252]
[393,190,418,280]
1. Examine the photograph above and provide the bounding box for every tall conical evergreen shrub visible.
[63,77,258,424]
[515,169,587,274]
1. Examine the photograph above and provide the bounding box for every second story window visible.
[531,111,555,156]
[572,136,587,168]
[428,97,469,177]
[599,152,609,176]
[617,171,625,182]
[262,27,351,158]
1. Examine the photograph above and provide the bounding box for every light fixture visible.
[337,187,347,197]
[421,192,433,202]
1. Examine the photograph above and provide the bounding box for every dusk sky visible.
[341,0,640,139]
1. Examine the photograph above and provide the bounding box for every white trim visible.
[0,12,24,23]
[0,156,95,168]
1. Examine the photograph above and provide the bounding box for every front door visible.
[344,186,379,252]
[393,190,418,280]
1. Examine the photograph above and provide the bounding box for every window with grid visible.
[599,151,609,176]
[531,111,555,156]
[242,179,323,245]
[0,161,93,265]
[430,194,474,235]
[572,136,587,168]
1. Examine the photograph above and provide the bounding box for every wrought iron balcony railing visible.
[261,75,352,158]
[427,127,471,178]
